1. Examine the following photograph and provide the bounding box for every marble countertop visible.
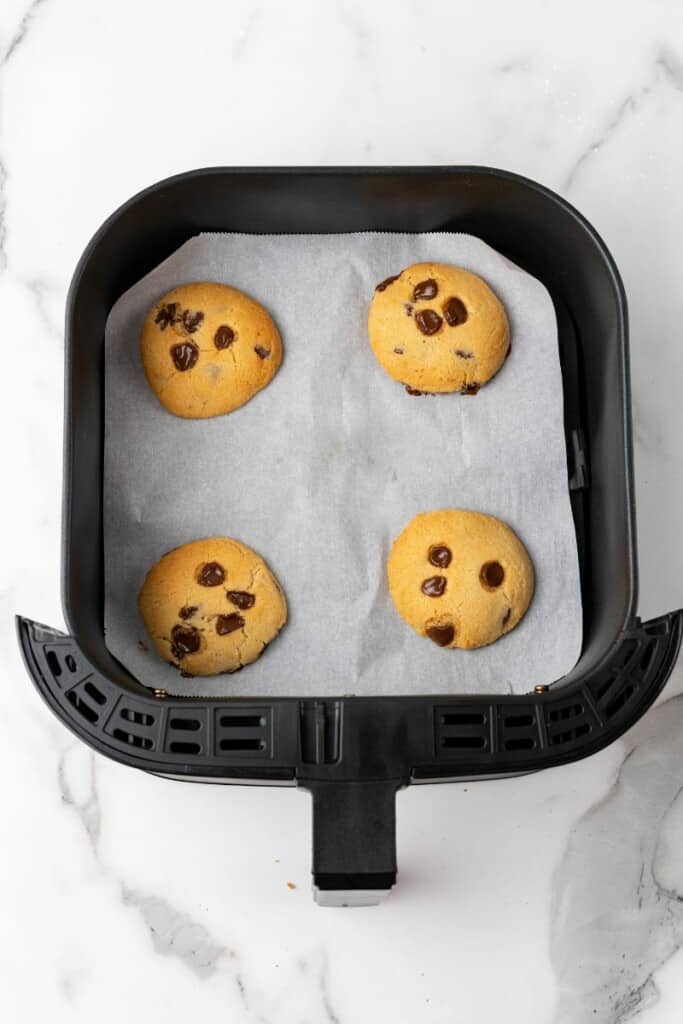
[3,1,683,1021]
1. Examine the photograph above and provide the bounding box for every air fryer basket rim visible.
[18,165,682,903]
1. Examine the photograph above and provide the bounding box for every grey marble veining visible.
[552,695,683,1022]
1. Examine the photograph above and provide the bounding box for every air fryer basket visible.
[17,167,682,905]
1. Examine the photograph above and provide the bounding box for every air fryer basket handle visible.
[17,610,683,905]
[304,779,400,907]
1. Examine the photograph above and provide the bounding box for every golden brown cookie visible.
[140,282,282,418]
[138,537,287,676]
[388,509,533,649]
[368,262,510,394]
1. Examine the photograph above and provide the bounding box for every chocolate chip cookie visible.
[368,263,510,394]
[140,282,282,418]
[138,537,287,676]
[388,509,533,649]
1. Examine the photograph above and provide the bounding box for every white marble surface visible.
[2,1,683,1021]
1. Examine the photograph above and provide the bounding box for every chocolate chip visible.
[415,309,442,335]
[214,325,235,349]
[480,561,505,589]
[413,279,438,301]
[394,347,405,355]
[171,341,199,371]
[376,274,400,292]
[178,605,198,620]
[226,590,255,610]
[182,309,204,333]
[454,349,473,359]
[502,607,512,627]
[426,623,455,647]
[197,561,226,587]
[155,302,179,330]
[428,545,452,568]
[180,669,195,678]
[461,382,480,395]
[171,624,201,658]
[254,345,271,359]
[405,385,424,396]
[443,297,468,326]
[215,613,244,635]
[404,304,414,317]
[422,575,447,597]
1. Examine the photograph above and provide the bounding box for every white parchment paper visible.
[104,233,581,696]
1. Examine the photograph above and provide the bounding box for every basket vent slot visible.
[66,688,98,724]
[442,711,486,726]
[169,740,201,755]
[547,702,583,722]
[113,728,153,750]
[170,717,201,731]
[442,735,486,749]
[219,737,265,751]
[84,682,107,706]
[215,706,272,758]
[605,683,635,719]
[220,714,265,728]
[499,704,541,754]
[435,704,490,756]
[504,713,534,728]
[121,707,154,725]
[65,654,77,673]
[504,736,535,751]
[46,650,62,678]
[544,698,592,748]
[550,722,590,746]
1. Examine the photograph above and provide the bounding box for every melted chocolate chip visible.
[404,304,414,317]
[415,309,442,335]
[215,613,245,635]
[443,296,468,326]
[426,623,455,647]
[422,575,447,597]
[394,347,405,355]
[454,349,474,359]
[180,669,195,678]
[405,385,424,396]
[502,607,512,627]
[254,345,271,359]
[171,624,201,658]
[214,325,235,349]
[428,544,452,568]
[413,278,438,301]
[182,309,204,333]
[171,341,199,371]
[155,302,179,330]
[376,274,400,292]
[461,382,480,395]
[197,561,226,587]
[178,605,198,620]
[480,561,505,589]
[226,590,255,610]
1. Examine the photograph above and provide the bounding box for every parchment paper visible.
[104,233,581,696]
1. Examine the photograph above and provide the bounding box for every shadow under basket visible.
[17,166,683,906]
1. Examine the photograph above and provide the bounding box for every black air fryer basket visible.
[18,167,683,905]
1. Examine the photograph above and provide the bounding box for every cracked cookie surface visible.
[138,537,287,676]
[387,509,533,649]
[140,281,282,418]
[368,262,510,394]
